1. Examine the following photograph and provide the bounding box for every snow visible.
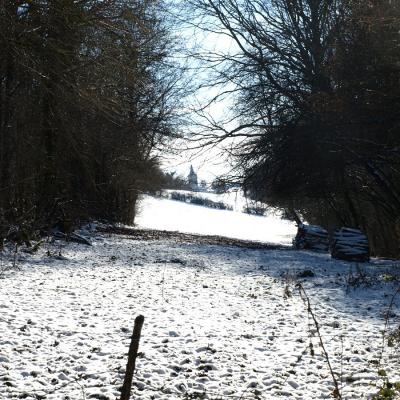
[0,197,400,400]
[135,194,297,245]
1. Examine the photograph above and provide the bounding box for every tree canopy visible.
[186,0,400,256]
[0,0,184,234]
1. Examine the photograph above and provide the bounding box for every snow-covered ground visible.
[135,194,297,245]
[0,198,399,400]
[158,189,257,212]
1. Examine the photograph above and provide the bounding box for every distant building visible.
[187,165,198,191]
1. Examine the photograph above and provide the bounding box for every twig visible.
[378,285,400,366]
[161,262,169,303]
[297,283,342,400]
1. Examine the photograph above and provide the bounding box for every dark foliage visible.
[0,0,183,238]
[243,205,267,216]
[160,172,192,191]
[169,191,233,210]
[188,0,400,257]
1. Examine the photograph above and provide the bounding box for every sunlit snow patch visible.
[135,193,297,245]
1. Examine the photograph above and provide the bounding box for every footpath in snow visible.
[0,196,399,400]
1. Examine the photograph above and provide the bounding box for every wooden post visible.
[120,315,145,400]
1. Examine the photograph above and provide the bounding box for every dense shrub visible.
[243,206,267,216]
[168,192,233,211]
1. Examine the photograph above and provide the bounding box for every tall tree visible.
[187,0,400,256]
[0,0,184,235]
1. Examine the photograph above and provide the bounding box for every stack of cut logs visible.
[330,227,370,262]
[294,224,370,262]
[293,224,329,252]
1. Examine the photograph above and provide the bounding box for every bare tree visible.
[185,0,400,256]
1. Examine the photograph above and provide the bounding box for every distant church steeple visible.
[188,165,198,190]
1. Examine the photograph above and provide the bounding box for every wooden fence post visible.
[120,315,145,400]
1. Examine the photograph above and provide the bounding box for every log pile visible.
[330,227,370,262]
[294,224,329,252]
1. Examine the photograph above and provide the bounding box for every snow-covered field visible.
[135,194,297,245]
[0,198,399,400]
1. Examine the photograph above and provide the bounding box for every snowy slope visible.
[135,194,297,245]
[160,189,261,212]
